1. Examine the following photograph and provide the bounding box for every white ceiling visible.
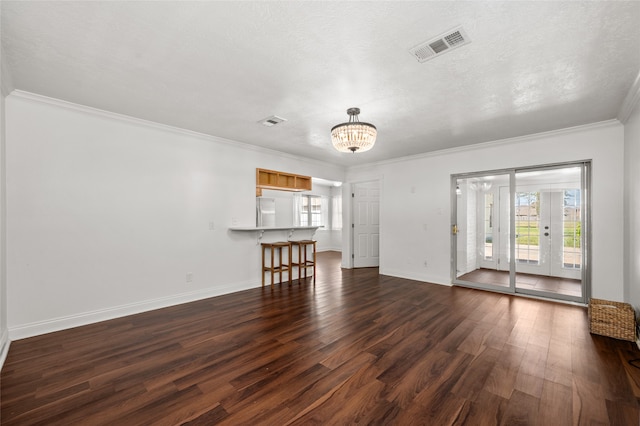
[2,1,639,167]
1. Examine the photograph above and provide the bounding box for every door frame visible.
[451,161,591,304]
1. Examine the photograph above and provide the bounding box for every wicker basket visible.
[588,298,636,342]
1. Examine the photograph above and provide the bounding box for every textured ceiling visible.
[2,1,640,166]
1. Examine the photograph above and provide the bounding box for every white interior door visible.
[353,181,380,268]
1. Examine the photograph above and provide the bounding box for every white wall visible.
[0,84,6,366]
[6,92,344,339]
[346,122,625,302]
[0,9,12,366]
[328,185,343,251]
[624,87,640,314]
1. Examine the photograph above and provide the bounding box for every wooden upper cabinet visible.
[256,168,312,195]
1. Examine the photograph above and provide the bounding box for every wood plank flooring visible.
[2,251,639,425]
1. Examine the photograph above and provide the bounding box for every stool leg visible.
[312,241,316,283]
[278,246,283,284]
[297,243,302,281]
[296,243,301,284]
[288,244,292,284]
[262,245,265,287]
[271,247,275,286]
[303,244,308,280]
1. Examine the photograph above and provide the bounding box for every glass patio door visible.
[452,163,589,303]
[514,167,583,299]
[453,172,514,293]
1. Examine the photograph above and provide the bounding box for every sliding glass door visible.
[454,172,514,293]
[514,167,583,300]
[452,162,589,303]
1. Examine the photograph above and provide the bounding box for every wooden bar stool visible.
[291,240,316,283]
[261,242,292,286]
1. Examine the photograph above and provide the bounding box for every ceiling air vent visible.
[258,115,287,127]
[409,26,471,63]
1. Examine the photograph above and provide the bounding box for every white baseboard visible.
[9,280,259,340]
[379,268,451,286]
[0,327,10,371]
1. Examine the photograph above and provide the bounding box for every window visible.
[484,193,493,260]
[562,189,581,269]
[295,194,340,228]
[331,196,342,230]
[515,191,540,264]
[299,195,323,226]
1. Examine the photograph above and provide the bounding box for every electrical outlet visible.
[186,272,193,283]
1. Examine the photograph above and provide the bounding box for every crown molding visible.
[347,119,621,171]
[9,90,345,174]
[618,69,640,124]
[10,90,624,176]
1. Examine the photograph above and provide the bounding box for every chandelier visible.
[330,107,377,153]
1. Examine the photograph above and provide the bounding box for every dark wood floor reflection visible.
[458,268,582,298]
[2,251,638,425]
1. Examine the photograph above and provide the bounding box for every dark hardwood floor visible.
[2,251,639,425]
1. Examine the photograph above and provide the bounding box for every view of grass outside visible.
[516,222,539,245]
[484,188,582,269]
[563,221,581,248]
[515,221,580,248]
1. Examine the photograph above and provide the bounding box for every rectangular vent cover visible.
[409,26,471,63]
[258,115,287,127]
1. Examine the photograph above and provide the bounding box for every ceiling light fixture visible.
[330,107,377,153]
